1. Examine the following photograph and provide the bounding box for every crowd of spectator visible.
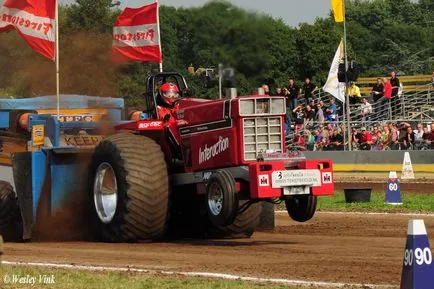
[350,122,434,151]
[265,71,434,152]
[349,71,403,120]
[273,71,409,123]
[288,121,434,152]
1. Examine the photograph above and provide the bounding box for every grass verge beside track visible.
[316,191,434,213]
[0,265,376,289]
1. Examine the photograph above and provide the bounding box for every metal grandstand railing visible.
[285,82,433,151]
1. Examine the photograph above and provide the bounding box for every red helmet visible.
[160,82,180,106]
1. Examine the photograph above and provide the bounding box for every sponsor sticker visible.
[202,171,213,182]
[271,170,321,188]
[138,121,163,129]
[32,125,45,146]
[176,109,185,119]
[58,115,96,123]
[322,172,333,184]
[258,174,269,187]
[263,151,306,161]
[63,135,104,146]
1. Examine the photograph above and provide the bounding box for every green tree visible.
[65,0,119,33]
[295,18,342,84]
[1,0,433,101]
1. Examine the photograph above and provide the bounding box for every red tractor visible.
[87,72,334,242]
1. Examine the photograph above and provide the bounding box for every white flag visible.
[323,40,345,103]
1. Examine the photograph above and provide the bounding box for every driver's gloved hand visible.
[163,114,171,123]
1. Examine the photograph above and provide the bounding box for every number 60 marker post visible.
[400,219,434,289]
[385,171,403,205]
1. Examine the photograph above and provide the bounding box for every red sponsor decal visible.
[138,121,163,129]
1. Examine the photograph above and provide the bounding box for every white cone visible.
[401,152,415,180]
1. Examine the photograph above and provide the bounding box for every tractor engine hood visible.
[175,96,286,129]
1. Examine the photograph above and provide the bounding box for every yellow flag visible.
[331,0,344,23]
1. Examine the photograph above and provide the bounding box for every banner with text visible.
[0,0,56,60]
[112,2,162,63]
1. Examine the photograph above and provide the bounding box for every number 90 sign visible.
[404,248,433,266]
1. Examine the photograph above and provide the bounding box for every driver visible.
[158,82,180,122]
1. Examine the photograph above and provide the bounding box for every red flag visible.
[0,0,56,60]
[112,2,162,63]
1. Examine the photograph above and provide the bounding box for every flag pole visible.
[342,0,351,151]
[156,0,163,72]
[55,0,60,119]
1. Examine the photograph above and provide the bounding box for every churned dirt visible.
[3,212,434,286]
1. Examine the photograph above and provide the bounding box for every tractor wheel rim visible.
[94,162,118,224]
[208,182,224,216]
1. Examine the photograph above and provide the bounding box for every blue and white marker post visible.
[385,171,403,205]
[400,219,434,289]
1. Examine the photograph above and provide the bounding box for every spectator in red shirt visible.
[378,78,392,119]
[293,133,306,151]
[360,127,373,150]
[390,71,401,117]
[383,78,393,98]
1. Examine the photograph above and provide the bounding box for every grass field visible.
[0,265,367,289]
[276,191,434,213]
[316,191,434,213]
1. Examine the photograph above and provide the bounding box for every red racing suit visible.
[157,104,179,125]
[157,104,183,161]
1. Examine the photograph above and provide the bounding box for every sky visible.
[116,0,417,27]
[58,0,333,27]
[2,0,420,27]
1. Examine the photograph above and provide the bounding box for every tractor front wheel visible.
[0,181,23,242]
[285,194,317,222]
[206,170,237,227]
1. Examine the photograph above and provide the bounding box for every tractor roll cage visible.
[145,72,189,119]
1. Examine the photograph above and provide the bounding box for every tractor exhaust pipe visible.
[226,88,237,99]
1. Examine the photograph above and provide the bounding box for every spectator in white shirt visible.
[315,103,325,124]
[414,123,424,141]
[360,98,373,122]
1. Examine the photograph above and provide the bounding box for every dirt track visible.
[3,212,434,286]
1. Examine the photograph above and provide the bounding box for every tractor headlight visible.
[239,99,255,115]
[270,98,285,114]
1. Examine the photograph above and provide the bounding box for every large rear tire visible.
[257,202,275,230]
[210,200,262,238]
[89,133,169,242]
[205,171,261,238]
[0,181,23,242]
[285,194,317,222]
